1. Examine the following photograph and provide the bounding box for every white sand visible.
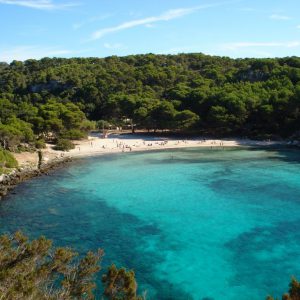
[14,133,284,169]
[45,134,282,159]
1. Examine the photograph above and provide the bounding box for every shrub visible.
[0,124,22,150]
[0,149,18,169]
[102,264,142,300]
[80,119,96,132]
[96,120,111,130]
[16,144,35,153]
[53,139,75,151]
[35,139,46,149]
[267,277,300,300]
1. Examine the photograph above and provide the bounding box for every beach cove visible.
[0,134,288,198]
[13,133,288,168]
[1,145,300,299]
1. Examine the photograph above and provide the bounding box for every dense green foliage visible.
[0,232,141,300]
[1,53,300,139]
[0,96,94,151]
[53,138,75,151]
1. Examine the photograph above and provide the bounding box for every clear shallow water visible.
[1,147,300,299]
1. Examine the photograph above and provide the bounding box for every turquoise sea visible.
[1,147,300,299]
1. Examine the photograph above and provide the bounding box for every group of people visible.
[74,137,228,154]
[115,141,132,152]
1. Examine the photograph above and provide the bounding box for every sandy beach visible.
[13,133,285,169]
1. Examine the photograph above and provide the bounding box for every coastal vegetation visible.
[0,149,18,173]
[0,231,142,300]
[53,138,75,151]
[0,53,299,154]
[0,53,300,298]
[267,278,300,300]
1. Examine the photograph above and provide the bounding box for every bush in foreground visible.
[267,277,300,300]
[0,231,142,300]
[103,264,143,300]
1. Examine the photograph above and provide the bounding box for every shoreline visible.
[0,157,73,199]
[44,135,290,160]
[0,135,298,199]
